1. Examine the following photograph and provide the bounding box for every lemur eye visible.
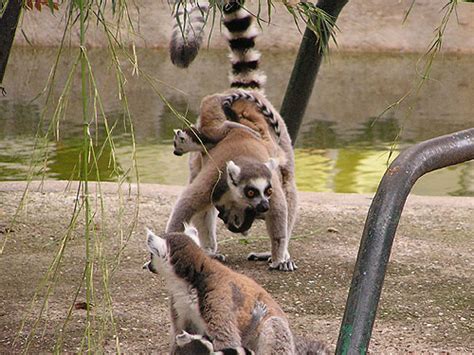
[245,189,256,198]
[265,187,273,196]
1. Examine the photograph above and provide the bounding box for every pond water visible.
[1,48,473,196]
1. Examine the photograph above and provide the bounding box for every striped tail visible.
[223,0,266,90]
[169,1,209,68]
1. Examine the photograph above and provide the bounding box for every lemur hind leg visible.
[255,316,296,355]
[199,93,261,141]
[283,172,298,238]
[188,151,202,183]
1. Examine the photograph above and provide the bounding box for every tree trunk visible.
[280,0,349,145]
[0,0,22,91]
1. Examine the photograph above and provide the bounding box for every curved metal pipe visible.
[336,128,474,354]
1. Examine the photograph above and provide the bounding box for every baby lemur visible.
[173,89,280,157]
[172,92,262,157]
[167,0,298,271]
[144,227,329,354]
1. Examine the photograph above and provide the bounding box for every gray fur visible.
[169,2,209,68]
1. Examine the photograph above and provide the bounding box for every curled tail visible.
[170,1,209,68]
[223,0,266,90]
[294,336,330,355]
[222,89,281,139]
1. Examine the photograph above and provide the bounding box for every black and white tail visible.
[222,90,281,139]
[223,0,266,90]
[221,1,282,139]
[169,1,209,68]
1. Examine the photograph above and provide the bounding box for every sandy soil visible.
[0,181,472,353]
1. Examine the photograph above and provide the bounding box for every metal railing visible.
[335,128,474,354]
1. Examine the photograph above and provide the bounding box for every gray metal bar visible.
[336,128,474,354]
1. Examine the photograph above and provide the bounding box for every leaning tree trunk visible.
[0,0,22,92]
[280,0,349,144]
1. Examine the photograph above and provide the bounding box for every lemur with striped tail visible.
[167,0,298,272]
[144,227,329,354]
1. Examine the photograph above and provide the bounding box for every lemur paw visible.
[176,331,214,351]
[209,252,226,263]
[253,301,268,320]
[175,331,193,346]
[269,260,298,272]
[247,252,271,262]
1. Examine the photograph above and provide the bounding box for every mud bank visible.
[0,181,472,352]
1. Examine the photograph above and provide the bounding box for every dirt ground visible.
[0,181,472,353]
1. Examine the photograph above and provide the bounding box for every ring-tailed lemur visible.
[167,0,298,271]
[144,228,329,354]
[173,89,282,156]
[171,0,281,155]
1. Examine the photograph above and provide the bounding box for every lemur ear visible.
[183,222,200,246]
[265,158,279,171]
[226,160,241,185]
[146,228,168,258]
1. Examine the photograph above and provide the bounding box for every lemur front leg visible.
[166,175,213,233]
[247,180,296,271]
[191,207,225,261]
[266,183,296,271]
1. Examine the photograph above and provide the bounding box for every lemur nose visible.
[256,200,269,213]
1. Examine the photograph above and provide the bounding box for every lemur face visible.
[173,129,202,156]
[240,178,273,213]
[143,224,200,274]
[226,159,278,214]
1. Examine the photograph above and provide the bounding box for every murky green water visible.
[1,48,473,196]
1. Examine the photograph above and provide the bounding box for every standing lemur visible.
[166,0,298,271]
[144,227,329,354]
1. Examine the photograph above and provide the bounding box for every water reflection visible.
[0,48,473,196]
